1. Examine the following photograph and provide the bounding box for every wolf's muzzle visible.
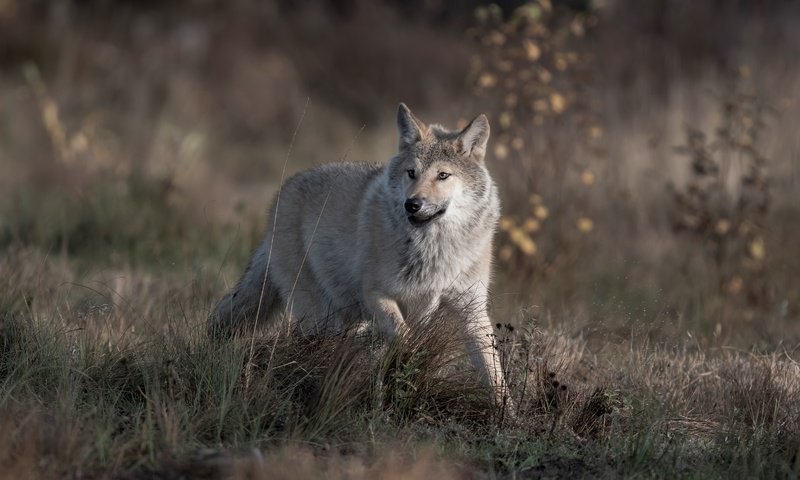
[406,203,447,227]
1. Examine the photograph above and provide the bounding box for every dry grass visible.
[1,0,800,478]
[1,247,799,478]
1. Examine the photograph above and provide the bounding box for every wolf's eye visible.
[407,169,416,179]
[438,172,451,180]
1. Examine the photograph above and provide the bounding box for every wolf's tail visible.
[208,245,280,339]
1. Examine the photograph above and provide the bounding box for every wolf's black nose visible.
[405,198,423,214]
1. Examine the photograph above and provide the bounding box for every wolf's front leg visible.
[362,291,408,341]
[463,311,513,409]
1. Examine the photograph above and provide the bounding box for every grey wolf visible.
[210,103,510,408]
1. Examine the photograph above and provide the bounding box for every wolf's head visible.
[387,103,493,228]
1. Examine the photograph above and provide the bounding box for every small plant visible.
[497,320,615,439]
[386,349,426,419]
[672,68,774,312]
[467,1,602,280]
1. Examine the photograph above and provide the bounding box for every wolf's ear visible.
[397,103,426,150]
[457,114,490,162]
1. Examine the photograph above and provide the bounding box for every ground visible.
[1,1,799,478]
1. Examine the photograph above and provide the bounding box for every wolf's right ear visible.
[397,103,426,150]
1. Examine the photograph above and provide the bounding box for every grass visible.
[1,0,799,478]
[1,247,798,478]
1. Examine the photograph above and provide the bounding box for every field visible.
[1,1,799,478]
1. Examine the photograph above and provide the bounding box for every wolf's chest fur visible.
[389,215,490,294]
[399,231,454,285]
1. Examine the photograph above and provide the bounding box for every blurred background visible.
[1,0,798,350]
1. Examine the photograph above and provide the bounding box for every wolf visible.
[210,103,511,408]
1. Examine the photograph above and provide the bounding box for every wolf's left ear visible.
[397,103,426,150]
[457,114,490,162]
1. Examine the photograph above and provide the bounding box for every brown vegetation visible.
[1,0,799,478]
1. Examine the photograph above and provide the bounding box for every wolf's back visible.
[273,162,384,242]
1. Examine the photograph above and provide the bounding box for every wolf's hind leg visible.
[209,242,278,338]
[282,288,329,335]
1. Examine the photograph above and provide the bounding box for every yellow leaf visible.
[523,218,540,233]
[498,217,515,232]
[748,237,765,260]
[499,111,513,128]
[518,237,538,256]
[534,205,549,220]
[539,69,552,84]
[494,143,509,160]
[577,217,594,232]
[69,133,89,155]
[580,169,595,186]
[510,227,537,255]
[523,40,541,61]
[509,227,527,244]
[549,93,566,114]
[478,72,497,88]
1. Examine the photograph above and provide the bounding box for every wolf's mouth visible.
[407,208,447,227]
